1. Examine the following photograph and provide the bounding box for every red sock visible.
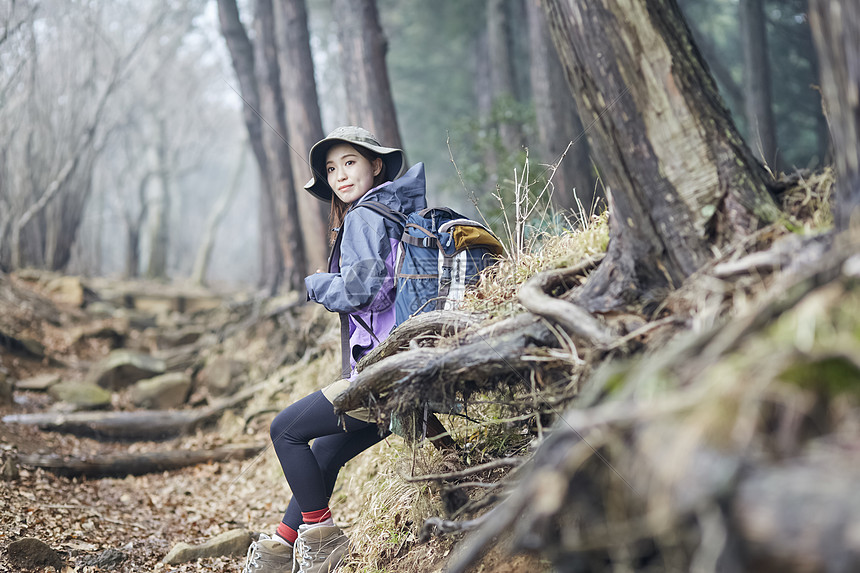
[301,507,332,524]
[276,522,298,544]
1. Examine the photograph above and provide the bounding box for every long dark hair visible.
[328,145,390,244]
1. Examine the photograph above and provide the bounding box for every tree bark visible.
[217,0,283,291]
[254,0,307,290]
[332,0,403,149]
[275,0,330,272]
[809,0,860,231]
[543,0,779,312]
[526,0,595,214]
[739,0,778,169]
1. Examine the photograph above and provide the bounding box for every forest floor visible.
[0,272,548,573]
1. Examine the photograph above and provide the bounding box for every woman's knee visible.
[270,404,304,445]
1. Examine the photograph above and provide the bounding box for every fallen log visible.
[16,443,266,478]
[3,377,270,440]
[2,410,205,441]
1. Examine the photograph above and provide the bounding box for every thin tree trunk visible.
[191,142,247,286]
[147,120,170,279]
[809,0,860,231]
[488,0,525,150]
[543,0,779,312]
[275,0,329,272]
[217,0,283,292]
[254,0,307,291]
[740,0,778,169]
[124,172,152,278]
[526,0,595,215]
[332,0,403,149]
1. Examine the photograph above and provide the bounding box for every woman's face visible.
[326,143,383,204]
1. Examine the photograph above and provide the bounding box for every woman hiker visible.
[241,126,427,573]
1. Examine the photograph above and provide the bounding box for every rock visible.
[77,547,127,570]
[157,326,205,349]
[0,371,12,405]
[6,537,64,571]
[20,337,46,358]
[70,320,127,350]
[1,456,19,481]
[162,529,252,564]
[44,275,86,307]
[48,381,112,410]
[16,373,62,392]
[196,357,247,397]
[87,349,166,391]
[128,372,192,409]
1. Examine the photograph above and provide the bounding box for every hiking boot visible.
[241,533,294,573]
[293,524,349,573]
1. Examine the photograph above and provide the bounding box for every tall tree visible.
[254,0,307,291]
[217,0,283,291]
[542,0,779,311]
[331,0,403,149]
[739,0,777,168]
[2,1,174,272]
[809,0,860,231]
[275,0,329,271]
[487,0,525,150]
[525,0,594,214]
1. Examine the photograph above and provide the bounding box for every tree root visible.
[518,261,615,349]
[333,313,567,414]
[404,457,523,483]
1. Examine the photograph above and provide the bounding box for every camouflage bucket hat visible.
[304,126,407,202]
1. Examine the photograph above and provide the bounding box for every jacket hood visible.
[357,162,427,215]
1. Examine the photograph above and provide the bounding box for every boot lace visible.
[242,538,263,573]
[294,534,314,572]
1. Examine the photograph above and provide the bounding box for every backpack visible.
[358,202,504,326]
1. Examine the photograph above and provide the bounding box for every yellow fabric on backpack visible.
[451,226,504,256]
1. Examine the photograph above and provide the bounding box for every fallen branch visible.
[17,443,265,478]
[419,507,501,543]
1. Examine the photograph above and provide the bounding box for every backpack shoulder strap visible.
[355,200,407,227]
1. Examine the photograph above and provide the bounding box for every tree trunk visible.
[739,0,777,169]
[526,0,595,214]
[809,0,860,231]
[275,0,329,272]
[543,0,779,312]
[191,142,246,286]
[146,120,170,280]
[332,0,403,149]
[217,0,283,292]
[488,0,525,150]
[123,172,151,278]
[254,0,307,291]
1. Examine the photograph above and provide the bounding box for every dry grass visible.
[780,166,835,233]
[463,210,609,319]
[333,441,455,573]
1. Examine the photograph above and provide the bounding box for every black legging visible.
[270,390,388,530]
